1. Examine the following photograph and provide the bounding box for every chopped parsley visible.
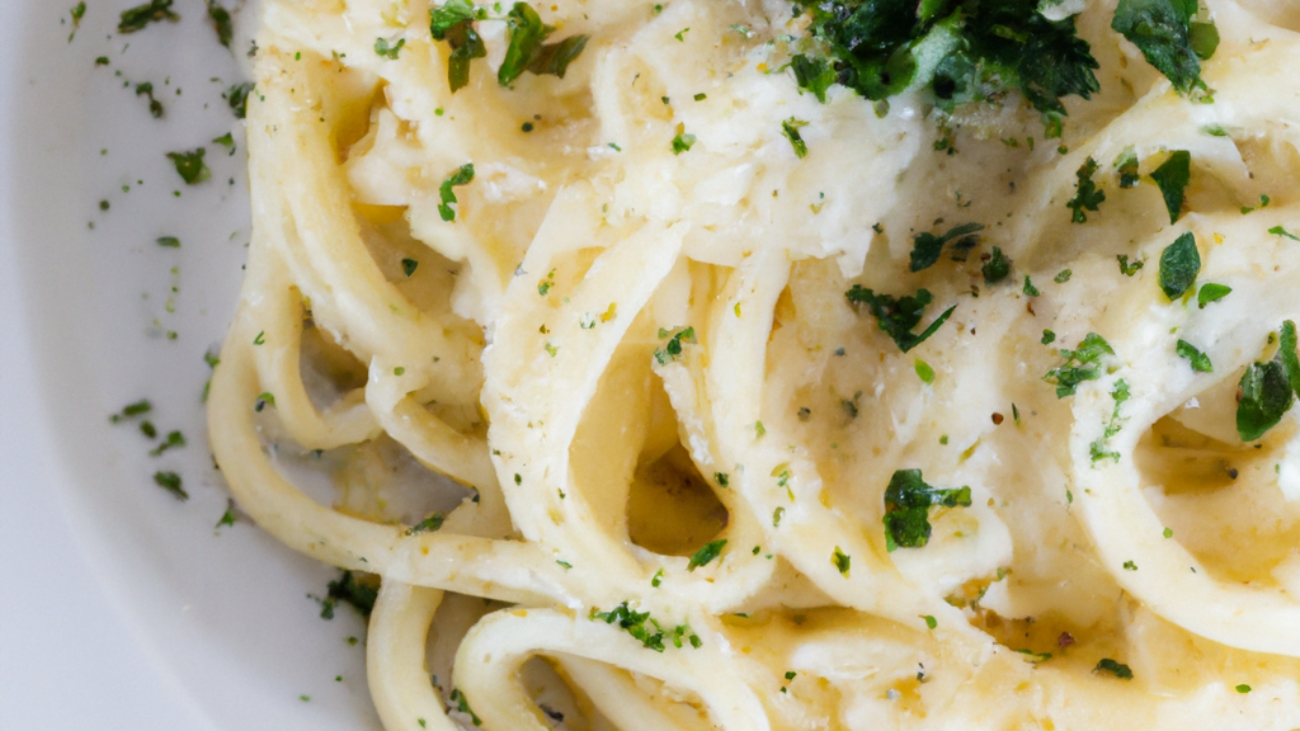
[1197,283,1231,308]
[149,430,186,457]
[845,286,956,353]
[590,602,699,652]
[831,546,851,576]
[1175,339,1212,373]
[1023,276,1040,297]
[327,570,379,619]
[1115,146,1139,188]
[225,82,254,119]
[1067,157,1105,223]
[167,149,210,185]
[449,688,482,726]
[1158,231,1199,300]
[1088,378,1130,464]
[982,246,1011,284]
[1111,0,1214,95]
[1044,332,1115,398]
[687,539,726,571]
[715,472,730,488]
[215,500,237,529]
[1236,684,1252,694]
[1117,254,1144,276]
[68,2,86,42]
[654,326,696,365]
[110,399,153,423]
[671,132,696,155]
[651,568,664,587]
[118,0,179,34]
[1094,658,1133,679]
[405,512,446,535]
[206,0,233,48]
[157,236,181,248]
[781,118,809,159]
[438,163,475,221]
[1054,269,1073,283]
[882,469,972,551]
[1150,150,1191,224]
[430,1,588,92]
[1269,225,1300,242]
[212,132,235,154]
[374,37,406,59]
[908,222,983,272]
[788,0,1100,132]
[915,359,935,384]
[153,470,188,500]
[134,82,165,119]
[401,258,419,277]
[1237,321,1300,442]
[922,615,938,630]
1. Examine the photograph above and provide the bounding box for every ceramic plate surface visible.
[0,1,379,728]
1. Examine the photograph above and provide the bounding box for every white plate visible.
[0,2,378,728]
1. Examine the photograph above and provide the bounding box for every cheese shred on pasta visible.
[209,0,1300,728]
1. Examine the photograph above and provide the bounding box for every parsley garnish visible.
[982,246,1011,284]
[782,118,809,159]
[149,430,186,457]
[590,602,699,652]
[845,286,956,353]
[374,37,406,59]
[449,689,482,726]
[671,132,696,154]
[405,512,445,535]
[1115,146,1139,188]
[1237,321,1300,442]
[430,2,588,92]
[69,2,86,42]
[1023,276,1040,297]
[206,1,233,48]
[687,539,726,570]
[1088,379,1130,464]
[110,399,152,422]
[1150,150,1191,224]
[401,258,419,277]
[326,570,379,619]
[922,615,938,629]
[908,222,983,272]
[654,326,696,365]
[1175,339,1212,373]
[135,82,164,119]
[883,469,971,551]
[153,470,188,500]
[438,163,475,221]
[831,547,850,576]
[1111,0,1213,95]
[157,236,181,248]
[1055,269,1073,283]
[1269,225,1300,242]
[215,500,237,529]
[167,148,210,185]
[1158,231,1199,300]
[431,0,488,92]
[1094,658,1133,679]
[789,0,1099,131]
[225,82,254,119]
[118,0,179,34]
[1117,254,1144,276]
[1196,282,1231,308]
[915,359,935,384]
[1044,332,1114,398]
[1067,157,1105,223]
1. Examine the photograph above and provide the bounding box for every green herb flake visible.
[1115,146,1140,188]
[374,37,406,59]
[1094,658,1134,679]
[982,246,1012,284]
[922,614,938,630]
[1269,225,1300,242]
[1088,378,1131,464]
[1022,276,1040,297]
[651,568,663,587]
[438,163,475,221]
[1044,332,1114,398]
[1067,157,1105,223]
[790,54,835,103]
[1117,254,1144,276]
[831,546,850,577]
[68,2,87,42]
[118,0,179,34]
[1150,150,1191,224]
[206,0,233,47]
[327,570,379,619]
[1158,231,1200,300]
[166,148,211,185]
[589,601,671,651]
[405,512,446,536]
[915,359,935,385]
[1055,269,1073,283]
[671,132,696,155]
[654,326,696,365]
[401,258,419,277]
[908,222,983,272]
[149,430,187,457]
[1237,321,1300,442]
[845,286,956,353]
[225,82,254,119]
[110,399,153,423]
[1111,0,1209,94]
[156,236,181,248]
[153,470,188,500]
[1197,283,1231,308]
[449,688,482,726]
[1236,684,1252,694]
[782,118,809,159]
[687,539,727,571]
[883,469,972,551]
[216,500,237,529]
[1176,339,1213,373]
[1163,526,1174,538]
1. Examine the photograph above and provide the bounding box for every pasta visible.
[207,0,1300,727]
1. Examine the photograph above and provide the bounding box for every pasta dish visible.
[207,0,1300,727]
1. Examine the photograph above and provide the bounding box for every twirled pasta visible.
[209,0,1300,728]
